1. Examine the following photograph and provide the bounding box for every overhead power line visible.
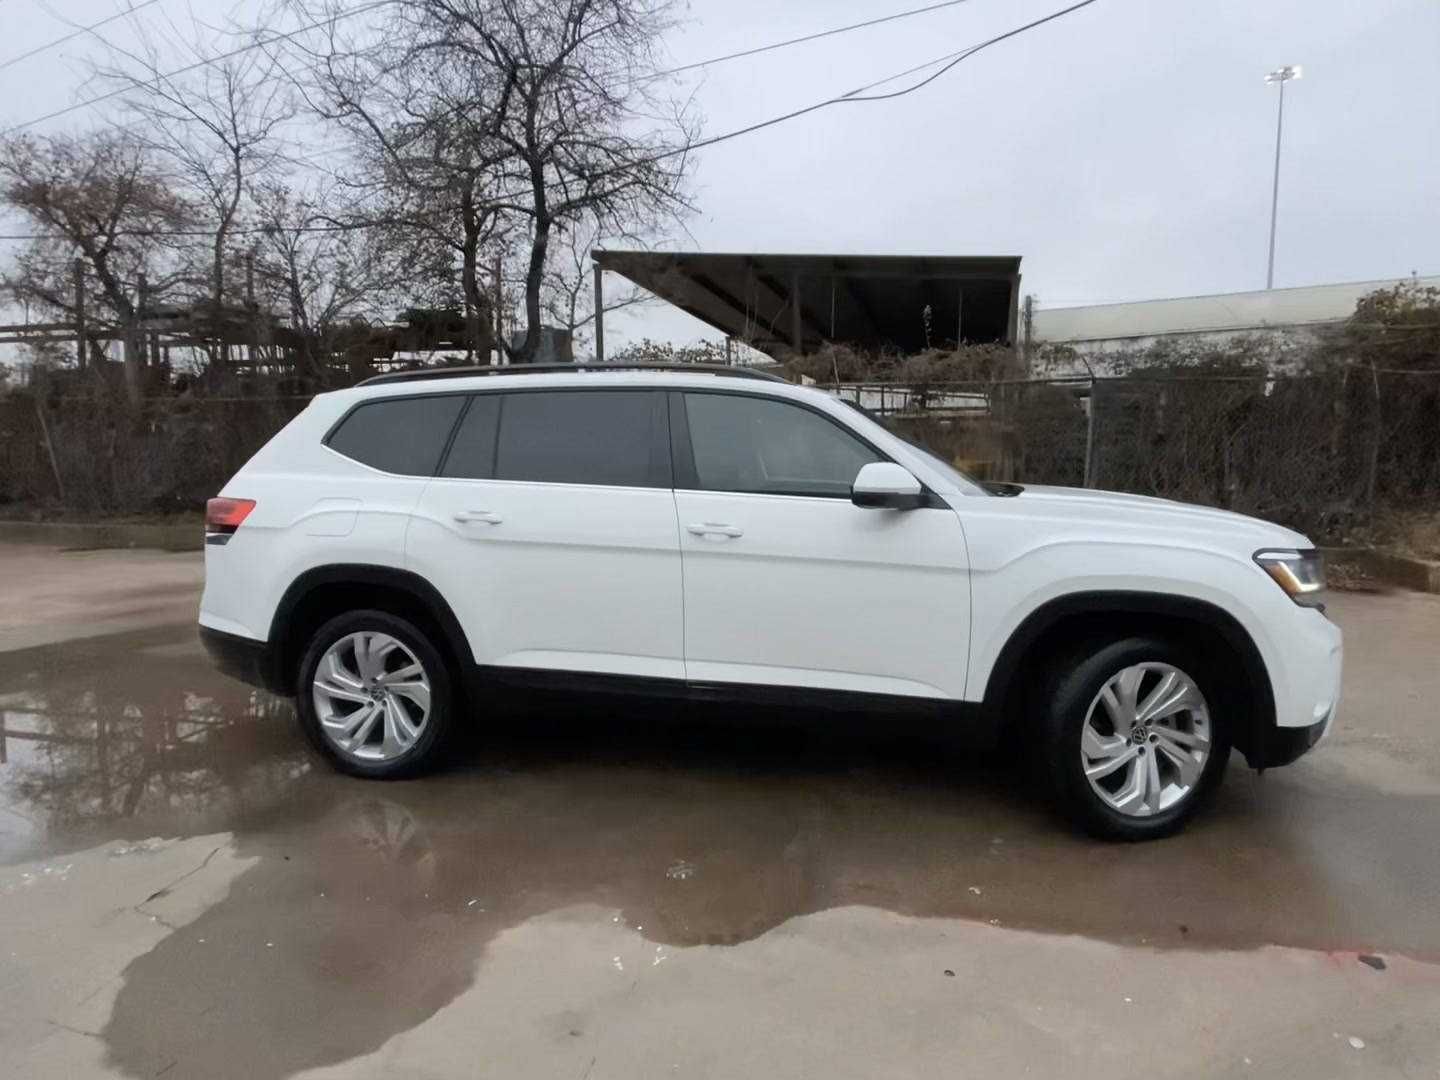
[0,0,1099,241]
[0,0,395,136]
[652,0,976,79]
[264,0,989,171]
[0,0,164,75]
[639,0,1099,162]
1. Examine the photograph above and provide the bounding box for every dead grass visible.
[1341,511,1440,563]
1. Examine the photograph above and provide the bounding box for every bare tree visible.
[0,131,193,399]
[294,0,697,362]
[287,8,513,359]
[91,9,297,320]
[365,158,508,361]
[250,180,392,379]
[541,215,649,355]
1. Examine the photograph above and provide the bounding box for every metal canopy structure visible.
[592,250,1022,360]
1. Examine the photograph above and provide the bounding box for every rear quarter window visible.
[325,395,465,475]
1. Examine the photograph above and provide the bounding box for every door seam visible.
[670,487,689,682]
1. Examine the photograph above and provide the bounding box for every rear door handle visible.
[453,509,503,525]
[686,522,743,538]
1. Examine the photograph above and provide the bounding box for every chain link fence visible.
[831,369,1440,540]
[4,368,1438,542]
[0,393,310,513]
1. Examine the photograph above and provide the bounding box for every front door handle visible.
[453,509,503,525]
[686,521,743,539]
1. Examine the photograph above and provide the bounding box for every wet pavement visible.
[2,544,1440,1078]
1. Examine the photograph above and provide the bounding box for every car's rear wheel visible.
[296,609,454,778]
[1039,637,1230,840]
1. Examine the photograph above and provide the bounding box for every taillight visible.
[206,497,256,537]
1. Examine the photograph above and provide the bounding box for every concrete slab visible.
[0,545,202,651]
[1,547,1439,1078]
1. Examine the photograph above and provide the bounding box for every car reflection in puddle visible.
[3,623,1439,1079]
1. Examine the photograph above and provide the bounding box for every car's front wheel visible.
[296,609,455,778]
[1039,637,1230,840]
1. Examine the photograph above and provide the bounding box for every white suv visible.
[200,364,1342,839]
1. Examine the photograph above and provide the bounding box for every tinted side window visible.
[439,394,502,479]
[493,391,667,488]
[327,395,464,475]
[683,393,881,497]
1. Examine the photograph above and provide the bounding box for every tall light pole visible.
[1264,64,1302,289]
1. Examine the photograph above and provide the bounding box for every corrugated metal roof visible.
[1032,276,1440,343]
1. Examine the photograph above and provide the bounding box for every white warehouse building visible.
[1027,275,1439,376]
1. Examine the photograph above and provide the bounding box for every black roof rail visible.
[357,362,789,387]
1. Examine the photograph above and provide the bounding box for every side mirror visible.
[851,462,926,510]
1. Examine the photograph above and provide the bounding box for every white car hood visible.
[1003,484,1313,549]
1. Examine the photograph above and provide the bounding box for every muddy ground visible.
[2,544,1438,1079]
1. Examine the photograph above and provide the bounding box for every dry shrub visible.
[6,384,308,513]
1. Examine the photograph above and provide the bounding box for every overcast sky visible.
[2,0,1437,351]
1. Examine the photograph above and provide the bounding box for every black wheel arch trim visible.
[269,564,475,694]
[981,590,1280,767]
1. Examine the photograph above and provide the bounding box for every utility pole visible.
[493,253,504,364]
[593,263,605,363]
[1264,65,1302,290]
[1022,293,1034,374]
[72,259,86,371]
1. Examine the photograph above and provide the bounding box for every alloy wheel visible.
[312,631,432,763]
[1080,662,1211,817]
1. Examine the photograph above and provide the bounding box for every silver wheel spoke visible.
[380,662,423,685]
[1153,721,1207,748]
[385,680,431,712]
[324,701,381,750]
[316,657,371,703]
[1155,734,1203,787]
[381,697,418,757]
[1082,725,1127,761]
[1143,748,1164,814]
[1079,662,1211,818]
[349,704,383,748]
[317,652,368,702]
[1135,670,1178,722]
[312,631,432,764]
[1108,762,1149,816]
[1097,684,1130,731]
[355,633,397,683]
[1085,743,1139,781]
[1143,684,1200,724]
[1115,665,1144,717]
[316,679,369,705]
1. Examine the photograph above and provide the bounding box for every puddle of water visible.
[2,623,1438,1079]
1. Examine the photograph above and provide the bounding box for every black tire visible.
[295,609,456,779]
[1037,636,1230,841]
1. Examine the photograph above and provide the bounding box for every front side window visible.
[682,393,882,497]
[491,390,667,488]
[326,395,465,475]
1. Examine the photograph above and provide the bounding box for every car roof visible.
[338,366,818,403]
[358,362,786,387]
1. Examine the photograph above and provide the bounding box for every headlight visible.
[1254,549,1326,607]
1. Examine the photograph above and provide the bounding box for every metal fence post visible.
[34,398,65,502]
[1083,379,1097,488]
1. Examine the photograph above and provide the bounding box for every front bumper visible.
[1249,608,1342,769]
[199,625,287,695]
[1259,709,1334,768]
